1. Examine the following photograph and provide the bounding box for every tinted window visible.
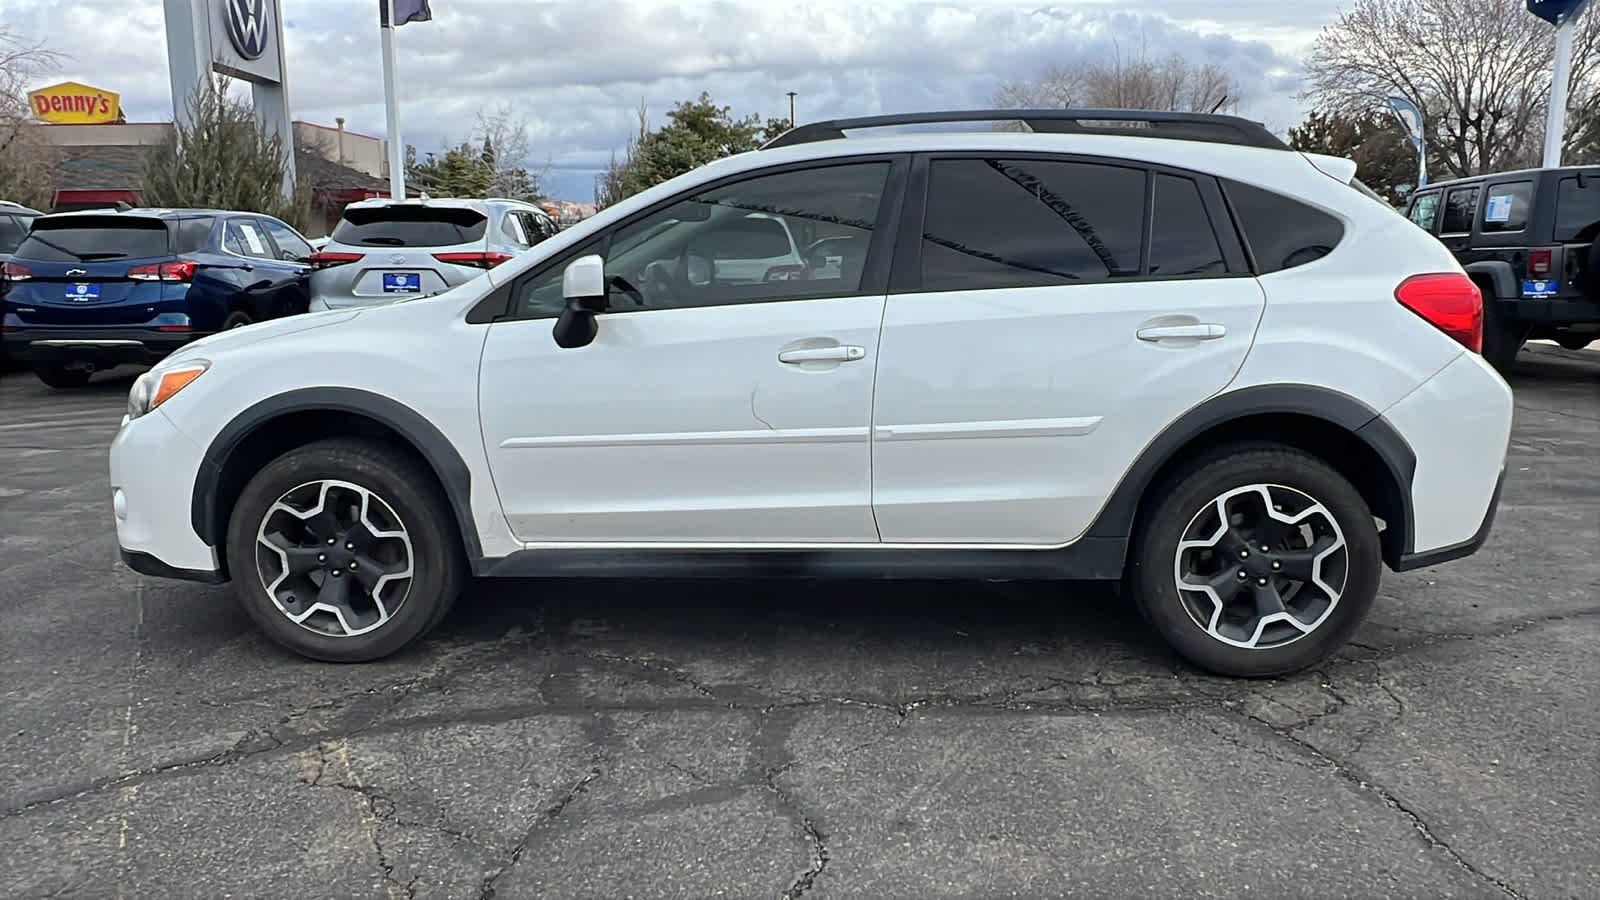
[513,162,889,318]
[1480,182,1531,233]
[1224,180,1345,273]
[332,205,489,247]
[262,218,312,260]
[14,218,169,261]
[1408,192,1441,230]
[520,212,557,244]
[1149,174,1225,277]
[0,215,29,253]
[173,217,215,254]
[920,158,1145,290]
[1556,176,1600,242]
[1440,186,1480,234]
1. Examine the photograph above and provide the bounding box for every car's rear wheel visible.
[32,362,93,389]
[1556,335,1593,351]
[224,438,464,662]
[222,311,254,330]
[1126,444,1381,678]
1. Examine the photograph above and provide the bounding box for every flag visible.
[381,0,432,27]
[1385,96,1425,153]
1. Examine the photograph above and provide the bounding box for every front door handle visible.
[779,345,866,364]
[1136,324,1227,342]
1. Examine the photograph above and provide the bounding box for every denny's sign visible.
[28,81,121,125]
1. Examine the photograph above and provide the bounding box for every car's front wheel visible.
[1127,444,1381,678]
[224,438,465,662]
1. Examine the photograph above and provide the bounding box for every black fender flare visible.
[190,387,482,561]
[1463,260,1517,302]
[1083,383,1418,559]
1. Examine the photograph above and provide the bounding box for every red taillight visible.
[1,261,32,281]
[310,251,364,270]
[432,251,513,269]
[1396,273,1483,353]
[128,261,195,282]
[1528,248,1553,276]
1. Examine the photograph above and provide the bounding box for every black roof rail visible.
[761,108,1291,151]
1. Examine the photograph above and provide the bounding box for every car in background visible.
[0,201,44,372]
[1404,165,1600,368]
[1,208,316,388]
[308,197,558,311]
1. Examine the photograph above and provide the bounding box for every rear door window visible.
[14,217,170,261]
[1149,173,1226,277]
[1481,182,1532,233]
[1440,186,1481,235]
[332,205,489,248]
[1223,180,1345,273]
[225,219,275,259]
[1555,176,1600,242]
[918,157,1147,291]
[1407,192,1441,230]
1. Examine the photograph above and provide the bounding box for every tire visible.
[222,311,254,330]
[1126,443,1382,679]
[1556,335,1593,351]
[32,362,93,389]
[223,438,465,662]
[1479,292,1527,371]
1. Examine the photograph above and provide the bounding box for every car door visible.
[869,154,1266,545]
[220,217,294,318]
[478,157,905,544]
[259,216,315,314]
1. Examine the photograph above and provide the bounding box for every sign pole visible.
[1542,8,1576,168]
[380,0,407,200]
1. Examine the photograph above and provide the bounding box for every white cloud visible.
[13,0,1343,200]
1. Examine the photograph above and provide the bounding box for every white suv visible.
[108,110,1513,677]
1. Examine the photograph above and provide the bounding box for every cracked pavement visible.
[2,344,1597,899]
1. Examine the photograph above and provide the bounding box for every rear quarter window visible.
[14,218,171,261]
[1555,176,1600,242]
[1222,180,1345,274]
[0,215,31,253]
[173,217,215,253]
[332,206,489,247]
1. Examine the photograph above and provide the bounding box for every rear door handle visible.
[779,345,866,364]
[1136,324,1226,342]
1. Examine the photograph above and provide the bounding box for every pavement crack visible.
[478,761,604,899]
[764,766,829,900]
[1231,707,1525,900]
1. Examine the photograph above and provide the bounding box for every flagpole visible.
[380,0,406,200]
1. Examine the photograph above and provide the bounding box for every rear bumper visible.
[1393,466,1504,571]
[3,328,207,365]
[1496,295,1600,324]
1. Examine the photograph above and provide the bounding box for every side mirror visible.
[553,253,606,349]
[561,254,607,313]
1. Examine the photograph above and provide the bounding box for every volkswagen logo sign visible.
[224,0,270,61]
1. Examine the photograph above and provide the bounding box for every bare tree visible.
[474,102,546,201]
[995,41,1239,114]
[1304,0,1600,178]
[0,27,63,209]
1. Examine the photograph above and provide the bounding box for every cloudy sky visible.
[8,0,1347,201]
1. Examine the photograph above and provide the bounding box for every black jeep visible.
[1403,166,1600,369]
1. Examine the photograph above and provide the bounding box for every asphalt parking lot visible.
[2,346,1597,900]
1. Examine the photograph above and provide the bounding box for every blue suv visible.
[1,208,315,388]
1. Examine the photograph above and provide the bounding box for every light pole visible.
[787,91,797,126]
[1529,0,1591,168]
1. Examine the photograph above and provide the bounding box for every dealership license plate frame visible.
[382,272,422,294]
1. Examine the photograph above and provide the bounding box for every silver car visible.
[308,197,558,311]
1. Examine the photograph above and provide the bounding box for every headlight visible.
[128,360,210,420]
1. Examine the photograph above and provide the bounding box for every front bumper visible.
[4,328,207,365]
[110,408,227,581]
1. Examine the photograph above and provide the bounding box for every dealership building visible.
[31,114,413,237]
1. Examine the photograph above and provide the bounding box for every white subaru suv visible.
[108,110,1513,678]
